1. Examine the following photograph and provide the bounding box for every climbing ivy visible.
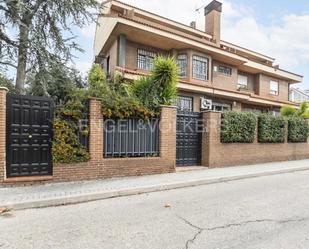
[52,119,90,163]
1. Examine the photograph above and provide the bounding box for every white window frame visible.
[237,74,248,89]
[177,54,187,78]
[137,49,156,71]
[270,80,279,95]
[192,55,209,81]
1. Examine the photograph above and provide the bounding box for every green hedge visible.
[258,115,286,143]
[288,117,309,143]
[221,111,257,143]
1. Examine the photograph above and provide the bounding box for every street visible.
[1,170,309,249]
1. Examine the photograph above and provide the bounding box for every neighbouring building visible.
[289,88,309,103]
[94,0,303,115]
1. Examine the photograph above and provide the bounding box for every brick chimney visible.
[204,0,222,46]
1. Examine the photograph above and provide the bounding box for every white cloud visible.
[222,11,309,71]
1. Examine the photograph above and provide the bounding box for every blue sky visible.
[13,0,309,88]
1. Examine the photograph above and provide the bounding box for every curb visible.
[4,165,309,210]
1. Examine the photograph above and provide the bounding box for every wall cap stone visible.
[160,105,178,109]
[0,87,9,92]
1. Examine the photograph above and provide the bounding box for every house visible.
[94,0,303,115]
[289,88,309,103]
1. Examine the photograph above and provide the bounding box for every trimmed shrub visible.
[288,117,309,143]
[258,115,286,143]
[221,111,257,143]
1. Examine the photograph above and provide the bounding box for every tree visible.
[26,61,86,105]
[280,101,309,118]
[0,0,100,93]
[126,56,178,112]
[0,73,16,93]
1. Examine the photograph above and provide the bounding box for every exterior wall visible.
[178,90,240,112]
[109,39,118,75]
[53,102,176,182]
[0,97,177,184]
[125,40,170,71]
[114,38,293,106]
[212,60,237,91]
[202,111,309,168]
[258,74,289,102]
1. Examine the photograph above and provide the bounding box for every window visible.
[237,74,248,89]
[177,54,187,78]
[243,107,267,115]
[137,49,156,70]
[192,55,209,80]
[218,65,232,76]
[102,56,110,75]
[270,80,279,95]
[177,96,193,111]
[212,102,231,112]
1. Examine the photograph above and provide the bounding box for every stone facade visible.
[201,111,309,168]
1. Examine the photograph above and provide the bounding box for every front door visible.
[176,111,202,166]
[6,94,54,177]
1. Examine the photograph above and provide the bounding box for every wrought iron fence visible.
[104,118,160,158]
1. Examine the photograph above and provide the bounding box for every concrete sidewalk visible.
[1,159,309,210]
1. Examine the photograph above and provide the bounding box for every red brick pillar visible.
[89,98,103,162]
[0,87,8,182]
[160,106,177,169]
[201,111,221,167]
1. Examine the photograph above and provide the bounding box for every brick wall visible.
[0,96,176,184]
[202,111,309,168]
[52,100,176,182]
[0,88,7,183]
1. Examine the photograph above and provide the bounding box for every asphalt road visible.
[1,170,309,249]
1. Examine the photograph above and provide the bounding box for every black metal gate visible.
[176,111,202,166]
[6,94,54,177]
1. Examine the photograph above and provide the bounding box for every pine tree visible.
[0,0,100,93]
